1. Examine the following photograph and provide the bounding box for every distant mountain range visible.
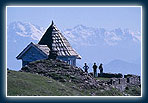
[63,24,141,46]
[104,59,141,75]
[8,21,141,46]
[7,21,141,75]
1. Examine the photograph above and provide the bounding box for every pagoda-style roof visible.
[38,21,81,59]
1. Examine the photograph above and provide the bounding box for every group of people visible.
[83,63,103,77]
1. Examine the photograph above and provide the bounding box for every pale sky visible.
[7,6,141,31]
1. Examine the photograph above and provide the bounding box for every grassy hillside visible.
[8,70,83,96]
[7,59,141,96]
[7,70,123,96]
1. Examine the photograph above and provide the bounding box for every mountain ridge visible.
[8,21,141,46]
[104,59,141,75]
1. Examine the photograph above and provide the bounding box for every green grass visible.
[96,77,111,81]
[95,88,123,96]
[7,70,83,96]
[8,70,134,96]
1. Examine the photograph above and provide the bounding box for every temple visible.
[16,21,81,67]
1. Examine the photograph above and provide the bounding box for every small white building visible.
[16,21,81,67]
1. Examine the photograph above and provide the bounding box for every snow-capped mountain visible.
[7,21,141,75]
[7,21,45,41]
[7,21,141,47]
[63,25,141,46]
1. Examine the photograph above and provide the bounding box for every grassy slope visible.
[8,70,140,96]
[7,70,84,96]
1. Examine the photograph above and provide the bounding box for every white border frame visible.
[5,5,143,98]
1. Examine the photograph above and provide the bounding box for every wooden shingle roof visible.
[16,42,49,59]
[38,21,81,59]
[34,44,50,56]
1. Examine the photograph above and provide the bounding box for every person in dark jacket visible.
[83,63,89,73]
[99,63,103,76]
[93,63,98,77]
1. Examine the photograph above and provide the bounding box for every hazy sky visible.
[7,6,141,31]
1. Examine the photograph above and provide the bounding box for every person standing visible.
[93,63,98,77]
[83,63,89,73]
[99,63,103,76]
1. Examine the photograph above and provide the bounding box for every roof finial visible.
[52,20,54,25]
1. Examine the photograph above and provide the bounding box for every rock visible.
[102,83,106,86]
[19,70,23,72]
[59,79,67,82]
[72,86,76,89]
[123,93,129,96]
[105,87,110,90]
[90,92,96,96]
[47,80,53,83]
[58,88,65,91]
[100,90,104,92]
[13,76,17,78]
[64,66,71,69]
[20,59,103,90]
[85,81,89,83]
